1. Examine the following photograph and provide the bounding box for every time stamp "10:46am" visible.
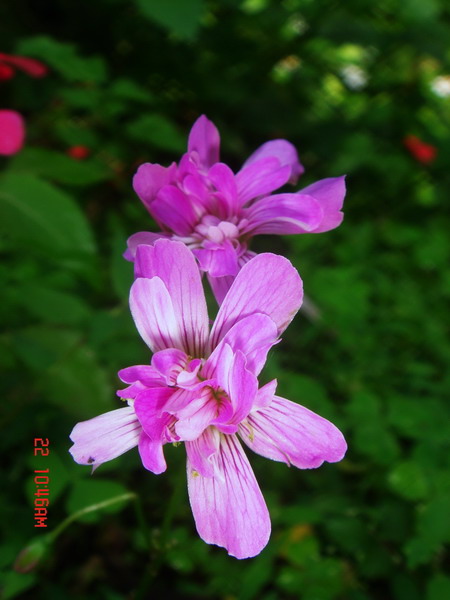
[34,438,50,528]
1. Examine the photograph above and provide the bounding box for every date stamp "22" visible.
[34,438,49,528]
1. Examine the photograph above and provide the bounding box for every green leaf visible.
[126,113,185,152]
[17,36,108,83]
[9,148,109,186]
[12,326,113,417]
[427,575,450,600]
[14,284,91,326]
[388,461,430,501]
[110,78,155,103]
[0,174,95,256]
[135,0,204,39]
[66,479,129,523]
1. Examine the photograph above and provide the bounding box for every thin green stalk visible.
[48,492,137,542]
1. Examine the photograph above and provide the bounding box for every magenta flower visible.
[70,240,347,558]
[127,115,346,302]
[0,109,25,156]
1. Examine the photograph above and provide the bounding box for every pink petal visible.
[242,139,304,184]
[132,162,177,213]
[193,239,240,278]
[207,162,238,215]
[0,110,25,156]
[187,433,271,559]
[205,313,278,377]
[175,388,218,441]
[239,395,347,469]
[187,115,220,169]
[130,277,183,352]
[253,380,278,409]
[118,365,165,387]
[134,387,176,441]
[134,240,209,356]
[138,431,167,474]
[210,253,303,348]
[124,231,170,261]
[185,428,220,477]
[299,176,346,233]
[207,250,256,305]
[235,157,291,205]
[151,348,187,385]
[226,350,258,425]
[151,185,198,236]
[69,407,141,468]
[243,193,323,235]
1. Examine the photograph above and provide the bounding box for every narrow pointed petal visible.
[151,185,198,236]
[124,231,170,261]
[188,115,220,169]
[0,110,25,156]
[242,139,304,184]
[132,162,177,212]
[205,313,278,377]
[138,431,167,474]
[227,350,258,424]
[134,240,209,356]
[240,395,347,469]
[299,176,346,233]
[243,193,323,235]
[208,162,238,213]
[187,434,271,559]
[69,407,141,468]
[130,277,182,352]
[253,380,278,409]
[210,253,303,347]
[235,157,291,205]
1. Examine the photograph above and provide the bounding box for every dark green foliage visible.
[1,0,449,597]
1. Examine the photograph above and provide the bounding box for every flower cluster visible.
[69,117,348,558]
[127,116,346,302]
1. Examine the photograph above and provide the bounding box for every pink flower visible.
[0,52,48,80]
[70,240,347,559]
[0,110,25,156]
[128,115,346,302]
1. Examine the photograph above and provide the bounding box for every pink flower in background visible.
[0,52,47,155]
[128,115,346,302]
[0,52,48,80]
[70,240,347,559]
[0,110,25,155]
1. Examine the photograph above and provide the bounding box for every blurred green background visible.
[1,0,449,598]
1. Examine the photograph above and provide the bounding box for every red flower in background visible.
[0,52,48,155]
[0,52,48,80]
[403,135,437,165]
[67,145,91,160]
[0,110,25,155]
